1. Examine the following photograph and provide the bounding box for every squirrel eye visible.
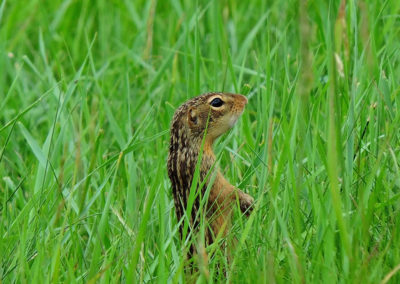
[210,98,224,107]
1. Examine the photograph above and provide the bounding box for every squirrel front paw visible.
[239,193,254,216]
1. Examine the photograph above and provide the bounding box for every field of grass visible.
[1,0,400,282]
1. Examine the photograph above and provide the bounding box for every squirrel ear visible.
[187,106,197,127]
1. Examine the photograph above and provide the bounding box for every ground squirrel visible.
[167,92,254,258]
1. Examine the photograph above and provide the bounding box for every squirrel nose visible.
[239,94,248,105]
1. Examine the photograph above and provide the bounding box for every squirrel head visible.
[185,93,248,142]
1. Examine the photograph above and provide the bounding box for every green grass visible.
[1,0,400,282]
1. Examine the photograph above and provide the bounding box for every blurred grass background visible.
[1,0,400,282]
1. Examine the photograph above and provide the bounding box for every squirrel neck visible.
[168,124,217,190]
[182,130,216,171]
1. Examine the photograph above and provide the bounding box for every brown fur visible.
[167,92,254,258]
